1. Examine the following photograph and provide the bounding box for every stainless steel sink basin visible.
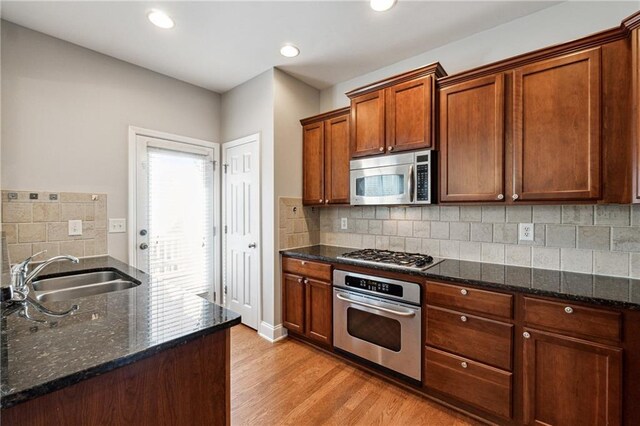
[32,270,140,302]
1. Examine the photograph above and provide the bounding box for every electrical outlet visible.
[340,217,348,230]
[68,220,83,236]
[109,218,127,233]
[519,223,534,241]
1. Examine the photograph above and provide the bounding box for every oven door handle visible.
[336,293,416,317]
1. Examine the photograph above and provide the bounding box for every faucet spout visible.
[25,255,80,285]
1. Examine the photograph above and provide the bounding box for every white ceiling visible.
[1,1,561,93]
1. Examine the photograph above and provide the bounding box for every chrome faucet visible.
[10,251,79,299]
[7,251,80,320]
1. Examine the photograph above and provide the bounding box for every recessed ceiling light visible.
[280,45,300,58]
[148,10,175,29]
[370,0,397,12]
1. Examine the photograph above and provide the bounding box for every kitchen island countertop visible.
[1,256,241,408]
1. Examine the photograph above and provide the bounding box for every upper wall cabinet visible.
[439,74,505,203]
[301,108,351,206]
[346,63,447,158]
[513,48,602,202]
[438,23,635,204]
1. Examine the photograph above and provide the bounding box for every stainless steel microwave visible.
[350,150,434,205]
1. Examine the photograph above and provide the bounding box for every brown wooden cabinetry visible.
[282,257,332,346]
[439,74,506,203]
[513,49,602,202]
[301,108,350,206]
[347,64,446,158]
[522,328,622,425]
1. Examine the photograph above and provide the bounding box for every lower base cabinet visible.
[282,258,333,346]
[522,328,622,426]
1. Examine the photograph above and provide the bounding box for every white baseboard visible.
[258,321,288,343]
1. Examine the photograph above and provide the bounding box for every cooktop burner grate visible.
[337,249,441,271]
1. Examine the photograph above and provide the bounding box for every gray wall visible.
[220,68,319,335]
[320,1,640,110]
[1,21,221,261]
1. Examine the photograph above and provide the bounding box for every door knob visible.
[248,242,257,249]
[139,243,149,250]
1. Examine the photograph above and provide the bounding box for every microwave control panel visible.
[415,151,431,203]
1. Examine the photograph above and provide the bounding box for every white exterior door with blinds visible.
[133,132,219,300]
[223,134,260,330]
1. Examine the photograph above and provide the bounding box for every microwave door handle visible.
[408,165,415,203]
[336,293,416,317]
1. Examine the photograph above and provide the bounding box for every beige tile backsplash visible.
[279,198,320,249]
[1,190,108,265]
[320,204,640,278]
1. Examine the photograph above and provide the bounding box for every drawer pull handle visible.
[460,289,468,296]
[564,306,573,314]
[460,315,468,322]
[460,362,468,369]
[523,331,531,339]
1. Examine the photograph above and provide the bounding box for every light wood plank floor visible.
[231,325,481,426]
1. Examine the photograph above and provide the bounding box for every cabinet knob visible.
[303,278,309,284]
[564,306,573,314]
[460,362,468,369]
[378,147,384,152]
[460,315,468,323]
[523,331,531,339]
[325,200,329,204]
[319,199,323,203]
[512,194,519,200]
[388,146,394,152]
[301,261,306,265]
[460,289,468,296]
[497,194,504,200]
[297,278,303,283]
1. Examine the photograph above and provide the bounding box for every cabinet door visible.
[282,273,305,334]
[439,74,505,203]
[325,114,350,204]
[513,48,601,202]
[633,29,640,203]
[522,329,622,426]
[385,76,434,152]
[350,90,385,158]
[302,122,325,205]
[305,278,332,345]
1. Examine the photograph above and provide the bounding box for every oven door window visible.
[346,307,401,352]
[355,174,405,198]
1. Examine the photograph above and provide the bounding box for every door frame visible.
[128,126,221,298]
[222,133,262,328]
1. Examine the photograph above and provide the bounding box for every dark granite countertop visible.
[281,245,640,311]
[0,256,241,408]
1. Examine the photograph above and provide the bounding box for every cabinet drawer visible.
[523,297,621,343]
[425,346,512,419]
[426,305,513,370]
[282,257,332,282]
[426,281,513,319]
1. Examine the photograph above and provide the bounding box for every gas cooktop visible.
[337,249,442,271]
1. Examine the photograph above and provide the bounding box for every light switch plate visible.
[68,220,83,236]
[109,218,127,233]
[340,217,348,230]
[519,223,534,241]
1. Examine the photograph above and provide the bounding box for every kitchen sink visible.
[32,270,140,302]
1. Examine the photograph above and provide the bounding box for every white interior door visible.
[223,134,260,329]
[133,133,219,299]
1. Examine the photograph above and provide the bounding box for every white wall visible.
[321,1,640,110]
[273,68,319,322]
[220,68,319,336]
[1,21,221,261]
[220,69,277,334]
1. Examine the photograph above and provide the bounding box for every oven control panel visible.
[345,276,404,298]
